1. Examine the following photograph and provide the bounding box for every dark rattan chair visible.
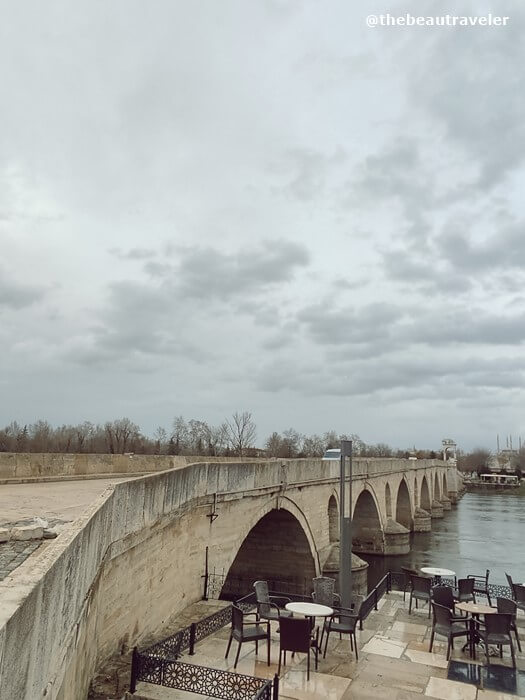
[401,566,420,602]
[497,597,521,651]
[429,602,472,660]
[457,578,476,604]
[477,613,516,668]
[409,575,432,617]
[322,595,364,660]
[253,580,292,622]
[312,576,341,607]
[432,585,459,615]
[278,615,318,680]
[467,569,491,606]
[225,604,271,668]
[505,572,516,600]
[514,584,525,615]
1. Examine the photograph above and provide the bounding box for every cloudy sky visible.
[1,0,523,450]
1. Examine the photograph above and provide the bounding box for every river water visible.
[363,486,525,590]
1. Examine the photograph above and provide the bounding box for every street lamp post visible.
[339,439,353,608]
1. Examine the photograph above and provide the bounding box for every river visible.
[363,486,525,590]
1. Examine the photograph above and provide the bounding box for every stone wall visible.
[0,452,267,481]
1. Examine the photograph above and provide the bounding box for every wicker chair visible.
[432,585,459,615]
[505,572,516,600]
[514,584,525,615]
[429,602,472,660]
[322,595,364,660]
[457,578,476,604]
[312,576,341,607]
[225,604,271,668]
[401,566,420,602]
[477,613,516,668]
[467,569,491,606]
[278,615,318,680]
[253,580,292,622]
[496,597,521,651]
[409,575,432,617]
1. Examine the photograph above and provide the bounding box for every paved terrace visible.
[0,477,139,581]
[130,591,525,700]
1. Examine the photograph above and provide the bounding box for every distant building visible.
[442,438,457,465]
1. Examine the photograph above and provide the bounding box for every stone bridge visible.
[0,455,461,700]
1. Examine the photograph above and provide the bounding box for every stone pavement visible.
[132,591,525,700]
[0,476,139,582]
[0,476,138,525]
[0,540,41,581]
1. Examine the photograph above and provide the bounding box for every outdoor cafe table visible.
[420,566,455,583]
[284,602,333,656]
[284,602,333,619]
[455,601,497,659]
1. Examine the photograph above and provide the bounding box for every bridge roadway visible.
[0,455,461,700]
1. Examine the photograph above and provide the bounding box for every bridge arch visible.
[328,493,339,543]
[385,483,392,518]
[352,487,384,555]
[221,497,319,597]
[395,478,412,530]
[442,472,447,497]
[420,475,431,511]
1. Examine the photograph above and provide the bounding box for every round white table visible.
[285,602,333,617]
[420,567,455,578]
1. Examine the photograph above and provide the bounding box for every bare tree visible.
[153,426,168,455]
[225,411,256,457]
[458,447,492,473]
[301,433,325,457]
[104,418,141,454]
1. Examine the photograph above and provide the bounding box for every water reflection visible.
[363,487,525,590]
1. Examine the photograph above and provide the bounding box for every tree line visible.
[0,412,442,458]
[457,446,524,476]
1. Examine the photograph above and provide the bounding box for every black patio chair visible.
[496,597,521,651]
[467,569,491,606]
[477,613,516,668]
[322,595,364,660]
[409,575,432,617]
[432,585,460,615]
[225,604,271,669]
[401,566,420,602]
[312,576,341,607]
[277,615,318,681]
[505,572,516,600]
[429,602,472,660]
[514,584,525,615]
[253,580,292,622]
[457,578,476,605]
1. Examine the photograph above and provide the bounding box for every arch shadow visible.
[221,501,318,598]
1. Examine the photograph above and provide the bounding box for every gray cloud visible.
[0,269,46,309]
[1,1,524,449]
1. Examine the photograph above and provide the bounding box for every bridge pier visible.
[431,500,444,518]
[448,490,459,505]
[321,543,368,595]
[383,519,410,555]
[412,507,431,532]
[440,495,452,510]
